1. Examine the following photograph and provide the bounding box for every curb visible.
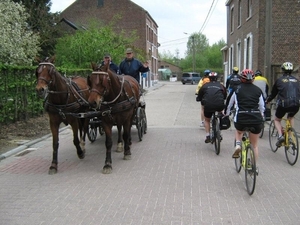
[0,126,70,161]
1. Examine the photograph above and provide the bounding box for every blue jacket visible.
[100,61,119,74]
[119,58,149,82]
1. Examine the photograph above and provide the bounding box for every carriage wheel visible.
[141,107,147,134]
[99,125,104,136]
[136,107,143,141]
[87,118,97,143]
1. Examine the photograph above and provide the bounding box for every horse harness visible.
[38,62,89,119]
[90,71,137,120]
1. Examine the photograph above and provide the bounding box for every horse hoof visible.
[116,147,123,153]
[102,165,112,174]
[48,167,57,175]
[123,155,131,160]
[78,152,85,159]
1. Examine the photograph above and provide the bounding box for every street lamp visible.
[184,32,196,72]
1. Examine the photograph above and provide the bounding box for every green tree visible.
[12,0,62,58]
[55,20,139,68]
[0,0,40,65]
[203,39,226,69]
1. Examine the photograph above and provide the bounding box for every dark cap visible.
[104,54,111,58]
[126,48,133,53]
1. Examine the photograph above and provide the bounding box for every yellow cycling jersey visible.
[195,77,210,94]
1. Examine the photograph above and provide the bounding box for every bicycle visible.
[269,117,299,165]
[209,112,222,155]
[234,130,257,195]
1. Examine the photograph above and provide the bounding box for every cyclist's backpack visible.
[202,84,225,112]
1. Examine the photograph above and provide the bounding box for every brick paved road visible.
[0,81,300,225]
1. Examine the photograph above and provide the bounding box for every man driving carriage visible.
[119,48,149,96]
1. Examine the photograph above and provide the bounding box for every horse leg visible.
[122,121,132,160]
[49,117,60,175]
[103,125,113,174]
[78,118,88,152]
[69,118,85,159]
[116,124,123,152]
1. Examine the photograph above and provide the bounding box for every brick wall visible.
[226,0,300,86]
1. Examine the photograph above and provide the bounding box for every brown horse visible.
[35,56,90,174]
[88,62,140,174]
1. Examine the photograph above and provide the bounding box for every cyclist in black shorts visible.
[266,62,300,146]
[225,69,265,166]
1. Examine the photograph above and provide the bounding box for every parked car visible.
[181,72,201,85]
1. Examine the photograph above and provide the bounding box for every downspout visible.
[264,0,272,85]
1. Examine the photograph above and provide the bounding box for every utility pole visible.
[192,35,195,72]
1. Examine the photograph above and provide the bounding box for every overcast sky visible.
[50,0,227,58]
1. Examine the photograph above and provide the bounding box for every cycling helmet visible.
[281,62,293,73]
[255,70,262,76]
[240,69,254,83]
[208,72,218,81]
[233,67,239,73]
[204,69,211,76]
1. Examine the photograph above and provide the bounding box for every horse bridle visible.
[90,71,124,105]
[37,62,55,85]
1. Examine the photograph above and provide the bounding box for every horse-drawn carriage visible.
[35,56,147,174]
[87,99,147,142]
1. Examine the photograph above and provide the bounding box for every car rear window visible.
[192,73,200,77]
[182,73,190,77]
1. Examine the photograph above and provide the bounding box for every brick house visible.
[158,60,183,80]
[58,0,159,84]
[223,0,300,86]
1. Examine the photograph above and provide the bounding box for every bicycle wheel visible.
[234,139,242,173]
[269,120,279,152]
[245,144,256,195]
[214,116,221,155]
[259,122,264,138]
[285,127,299,165]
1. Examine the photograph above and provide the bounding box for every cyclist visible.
[266,62,300,146]
[253,69,269,100]
[225,67,241,111]
[225,69,265,170]
[195,69,211,126]
[197,72,227,143]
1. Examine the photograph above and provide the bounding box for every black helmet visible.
[255,70,262,76]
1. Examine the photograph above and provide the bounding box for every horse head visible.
[87,62,111,109]
[35,56,57,99]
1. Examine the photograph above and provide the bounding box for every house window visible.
[230,6,234,33]
[98,0,103,7]
[244,33,253,69]
[238,0,241,26]
[247,0,252,18]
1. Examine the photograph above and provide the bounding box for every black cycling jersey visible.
[267,74,300,108]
